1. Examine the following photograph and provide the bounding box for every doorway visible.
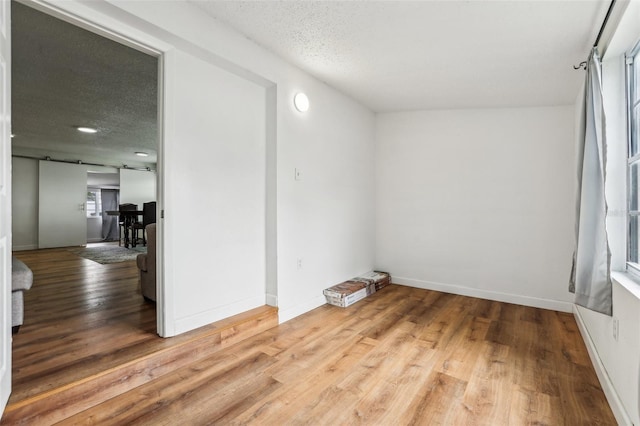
[10,0,163,340]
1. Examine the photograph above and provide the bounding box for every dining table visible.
[105,210,143,248]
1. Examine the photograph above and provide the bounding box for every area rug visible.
[68,245,147,264]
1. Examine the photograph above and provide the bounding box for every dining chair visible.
[132,201,156,246]
[118,203,137,247]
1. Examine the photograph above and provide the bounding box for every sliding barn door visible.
[38,161,87,248]
[0,0,10,415]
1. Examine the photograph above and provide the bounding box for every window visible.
[627,43,640,266]
[86,189,102,218]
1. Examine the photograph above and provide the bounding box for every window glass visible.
[631,162,640,212]
[632,106,640,158]
[630,215,640,264]
[635,56,640,102]
[86,189,101,218]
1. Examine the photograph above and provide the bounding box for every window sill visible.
[611,270,640,299]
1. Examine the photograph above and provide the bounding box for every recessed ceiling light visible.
[77,127,98,133]
[135,152,149,157]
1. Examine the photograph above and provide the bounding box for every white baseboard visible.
[278,294,326,324]
[393,276,573,313]
[12,244,38,251]
[266,293,278,307]
[173,295,265,336]
[573,305,633,425]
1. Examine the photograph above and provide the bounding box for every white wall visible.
[575,278,640,425]
[11,157,38,250]
[164,50,267,333]
[276,77,376,322]
[376,106,575,311]
[119,168,155,209]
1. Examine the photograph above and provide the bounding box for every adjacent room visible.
[1,0,639,424]
[7,1,162,416]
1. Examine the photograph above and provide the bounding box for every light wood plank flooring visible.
[5,247,615,424]
[66,290,615,424]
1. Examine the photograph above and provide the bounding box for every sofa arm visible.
[136,253,148,272]
[12,257,33,292]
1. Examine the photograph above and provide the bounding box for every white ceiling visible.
[191,0,611,112]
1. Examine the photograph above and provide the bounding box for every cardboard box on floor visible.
[357,270,391,292]
[323,271,391,307]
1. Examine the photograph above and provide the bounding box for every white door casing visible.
[0,0,11,414]
[38,161,87,249]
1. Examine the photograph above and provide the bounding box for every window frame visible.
[626,41,640,274]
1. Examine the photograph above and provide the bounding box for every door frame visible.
[19,0,169,336]
[1,0,11,415]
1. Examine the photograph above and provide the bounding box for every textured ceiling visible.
[191,0,610,112]
[10,0,609,166]
[11,2,158,168]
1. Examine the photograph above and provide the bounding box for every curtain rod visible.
[595,0,616,47]
[574,0,616,70]
[12,154,154,172]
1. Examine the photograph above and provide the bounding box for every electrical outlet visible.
[294,168,302,181]
[613,317,619,341]
[296,258,303,270]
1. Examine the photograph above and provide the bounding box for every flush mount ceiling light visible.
[135,152,149,157]
[77,126,98,134]
[294,92,309,112]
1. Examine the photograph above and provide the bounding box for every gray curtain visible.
[569,48,612,316]
[101,189,119,241]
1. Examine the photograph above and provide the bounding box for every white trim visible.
[11,244,37,251]
[155,48,168,338]
[265,85,278,315]
[266,293,278,307]
[393,276,574,313]
[573,305,633,425]
[613,270,640,300]
[279,294,326,324]
[22,0,169,56]
[173,295,265,336]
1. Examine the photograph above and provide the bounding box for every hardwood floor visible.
[9,246,157,402]
[3,247,277,424]
[4,247,615,424]
[62,291,616,423]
